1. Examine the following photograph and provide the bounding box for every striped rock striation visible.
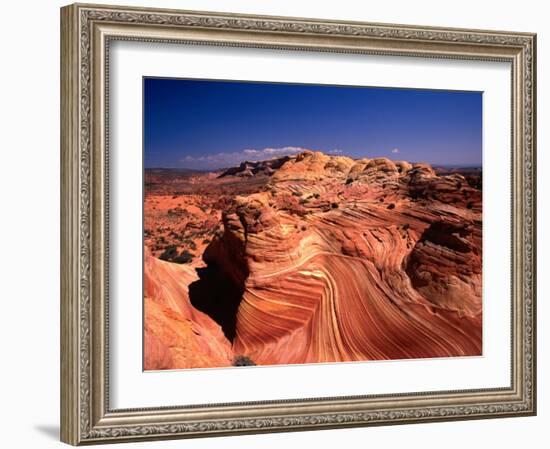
[145,150,482,369]
[144,249,233,370]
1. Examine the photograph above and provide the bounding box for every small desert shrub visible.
[387,203,396,210]
[173,250,194,264]
[331,202,339,209]
[159,245,178,261]
[345,178,353,185]
[233,355,256,367]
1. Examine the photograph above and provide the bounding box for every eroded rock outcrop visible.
[204,151,482,364]
[143,251,233,370]
[145,150,482,368]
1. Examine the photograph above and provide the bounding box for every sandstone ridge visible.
[145,150,482,368]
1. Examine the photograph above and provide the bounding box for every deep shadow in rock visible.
[189,262,245,342]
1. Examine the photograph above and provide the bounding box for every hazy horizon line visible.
[145,161,483,171]
[146,145,483,172]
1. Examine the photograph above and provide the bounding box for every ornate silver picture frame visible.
[60,3,536,445]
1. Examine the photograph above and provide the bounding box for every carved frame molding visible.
[61,3,536,445]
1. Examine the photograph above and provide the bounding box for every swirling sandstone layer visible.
[206,151,482,364]
[145,150,482,369]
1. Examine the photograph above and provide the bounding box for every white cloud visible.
[261,146,307,156]
[180,146,312,169]
[391,148,400,154]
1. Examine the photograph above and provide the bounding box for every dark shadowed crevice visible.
[189,209,250,342]
[189,214,249,342]
[404,220,473,291]
[418,221,472,253]
[188,262,247,342]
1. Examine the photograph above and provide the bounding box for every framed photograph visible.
[60,3,537,445]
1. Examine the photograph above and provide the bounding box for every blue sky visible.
[144,78,482,170]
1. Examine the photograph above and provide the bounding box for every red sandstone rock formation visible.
[144,250,233,370]
[144,150,482,369]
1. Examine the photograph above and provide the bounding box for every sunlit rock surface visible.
[144,251,233,370]
[144,151,482,369]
